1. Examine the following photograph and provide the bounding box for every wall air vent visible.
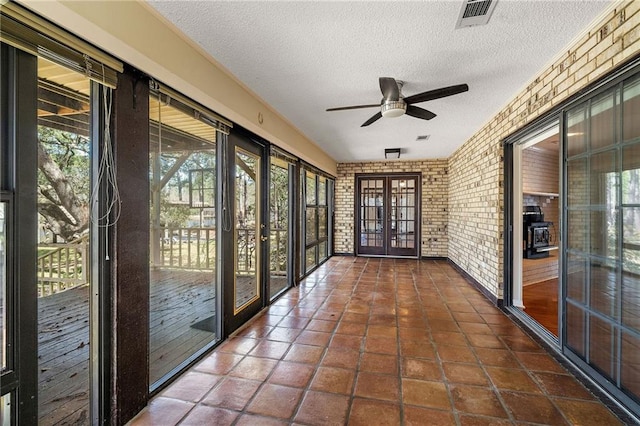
[455,0,498,29]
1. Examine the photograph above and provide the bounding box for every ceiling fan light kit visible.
[381,101,407,118]
[327,77,469,127]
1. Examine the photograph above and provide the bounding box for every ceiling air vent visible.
[455,0,498,29]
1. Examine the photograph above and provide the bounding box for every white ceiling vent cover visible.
[455,0,498,29]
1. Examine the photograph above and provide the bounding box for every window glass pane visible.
[590,151,616,206]
[235,149,259,310]
[622,271,640,331]
[567,158,588,207]
[318,207,327,238]
[306,172,316,205]
[590,91,617,150]
[623,76,640,142]
[149,93,218,385]
[306,208,317,243]
[590,209,618,259]
[0,394,10,425]
[567,210,588,253]
[622,207,640,277]
[306,247,316,272]
[566,303,586,357]
[621,332,640,397]
[37,58,92,423]
[318,176,326,206]
[589,316,616,381]
[270,159,289,299]
[567,254,587,303]
[589,258,619,319]
[0,202,5,371]
[318,241,327,262]
[567,105,587,157]
[622,143,640,205]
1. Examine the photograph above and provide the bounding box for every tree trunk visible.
[37,142,89,241]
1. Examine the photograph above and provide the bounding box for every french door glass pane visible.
[270,159,289,299]
[37,58,92,424]
[0,202,5,370]
[391,178,415,249]
[360,179,383,248]
[235,149,260,311]
[148,93,218,384]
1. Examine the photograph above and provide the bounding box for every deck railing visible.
[156,226,287,275]
[37,235,88,297]
[159,227,217,270]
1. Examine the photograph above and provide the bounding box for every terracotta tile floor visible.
[131,257,624,425]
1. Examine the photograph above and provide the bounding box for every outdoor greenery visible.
[37,126,90,242]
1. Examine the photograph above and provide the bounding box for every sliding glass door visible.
[269,152,294,300]
[563,73,640,408]
[148,91,221,387]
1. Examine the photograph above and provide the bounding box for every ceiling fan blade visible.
[404,83,469,105]
[379,77,399,101]
[326,104,380,112]
[406,105,436,121]
[361,112,383,127]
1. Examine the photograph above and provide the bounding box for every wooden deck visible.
[38,269,219,425]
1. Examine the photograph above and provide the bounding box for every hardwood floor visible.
[523,278,559,337]
[38,269,219,425]
[38,269,289,425]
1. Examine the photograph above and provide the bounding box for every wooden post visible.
[110,67,150,425]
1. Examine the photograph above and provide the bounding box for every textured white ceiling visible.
[147,0,612,162]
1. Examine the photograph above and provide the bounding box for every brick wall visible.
[335,160,448,257]
[449,1,640,299]
[523,147,560,230]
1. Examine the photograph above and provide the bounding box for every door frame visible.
[0,43,39,425]
[222,129,269,336]
[504,118,563,347]
[354,172,421,258]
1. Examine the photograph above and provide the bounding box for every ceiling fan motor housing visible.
[381,100,407,118]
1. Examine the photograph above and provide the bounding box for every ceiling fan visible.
[326,77,469,127]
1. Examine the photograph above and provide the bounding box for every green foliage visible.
[38,126,90,204]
